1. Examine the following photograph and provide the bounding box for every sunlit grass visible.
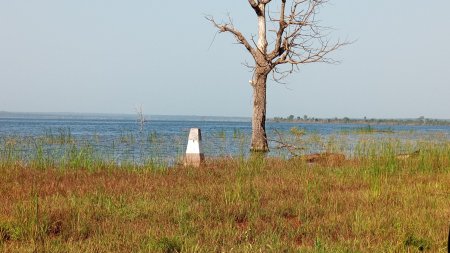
[0,132,449,252]
[340,125,395,134]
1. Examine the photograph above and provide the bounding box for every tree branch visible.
[249,0,272,16]
[209,0,352,84]
[206,16,257,59]
[248,0,258,8]
[268,0,287,60]
[248,0,262,16]
[266,0,352,82]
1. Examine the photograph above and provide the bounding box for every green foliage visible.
[0,222,21,243]
[155,237,182,253]
[340,125,394,134]
[404,234,431,251]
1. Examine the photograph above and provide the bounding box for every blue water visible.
[1,117,449,163]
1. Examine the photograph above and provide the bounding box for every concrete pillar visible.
[184,128,204,167]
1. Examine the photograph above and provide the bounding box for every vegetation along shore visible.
[0,131,449,252]
[272,115,450,126]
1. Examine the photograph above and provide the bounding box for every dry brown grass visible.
[0,153,449,252]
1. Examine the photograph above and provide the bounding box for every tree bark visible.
[251,71,269,152]
[256,4,268,54]
[250,3,270,153]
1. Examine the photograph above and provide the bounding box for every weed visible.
[155,237,182,253]
[404,234,431,251]
[0,133,449,252]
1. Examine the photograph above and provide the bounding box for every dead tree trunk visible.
[250,2,270,152]
[251,71,269,152]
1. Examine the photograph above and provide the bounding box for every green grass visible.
[340,125,395,134]
[0,134,449,252]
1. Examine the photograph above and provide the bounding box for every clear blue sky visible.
[1,1,449,119]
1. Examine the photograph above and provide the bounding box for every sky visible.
[0,0,449,119]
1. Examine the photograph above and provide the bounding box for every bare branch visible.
[248,0,263,15]
[269,129,304,157]
[248,0,258,8]
[206,15,257,59]
[249,0,272,15]
[208,0,352,84]
[268,0,288,60]
[265,0,352,82]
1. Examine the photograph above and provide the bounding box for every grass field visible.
[0,135,449,252]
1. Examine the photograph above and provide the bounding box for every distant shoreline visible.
[269,117,450,126]
[1,111,449,126]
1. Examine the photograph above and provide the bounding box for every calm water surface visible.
[1,118,449,163]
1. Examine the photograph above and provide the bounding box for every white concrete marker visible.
[184,128,204,167]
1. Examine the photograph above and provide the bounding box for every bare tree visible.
[207,0,350,152]
[135,104,146,133]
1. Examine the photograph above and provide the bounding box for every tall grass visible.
[0,130,175,171]
[0,131,449,252]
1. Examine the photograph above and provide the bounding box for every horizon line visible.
[0,111,449,121]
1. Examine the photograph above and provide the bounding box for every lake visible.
[1,117,449,164]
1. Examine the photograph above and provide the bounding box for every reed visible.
[340,125,395,134]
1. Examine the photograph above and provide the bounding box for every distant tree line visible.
[271,115,450,126]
